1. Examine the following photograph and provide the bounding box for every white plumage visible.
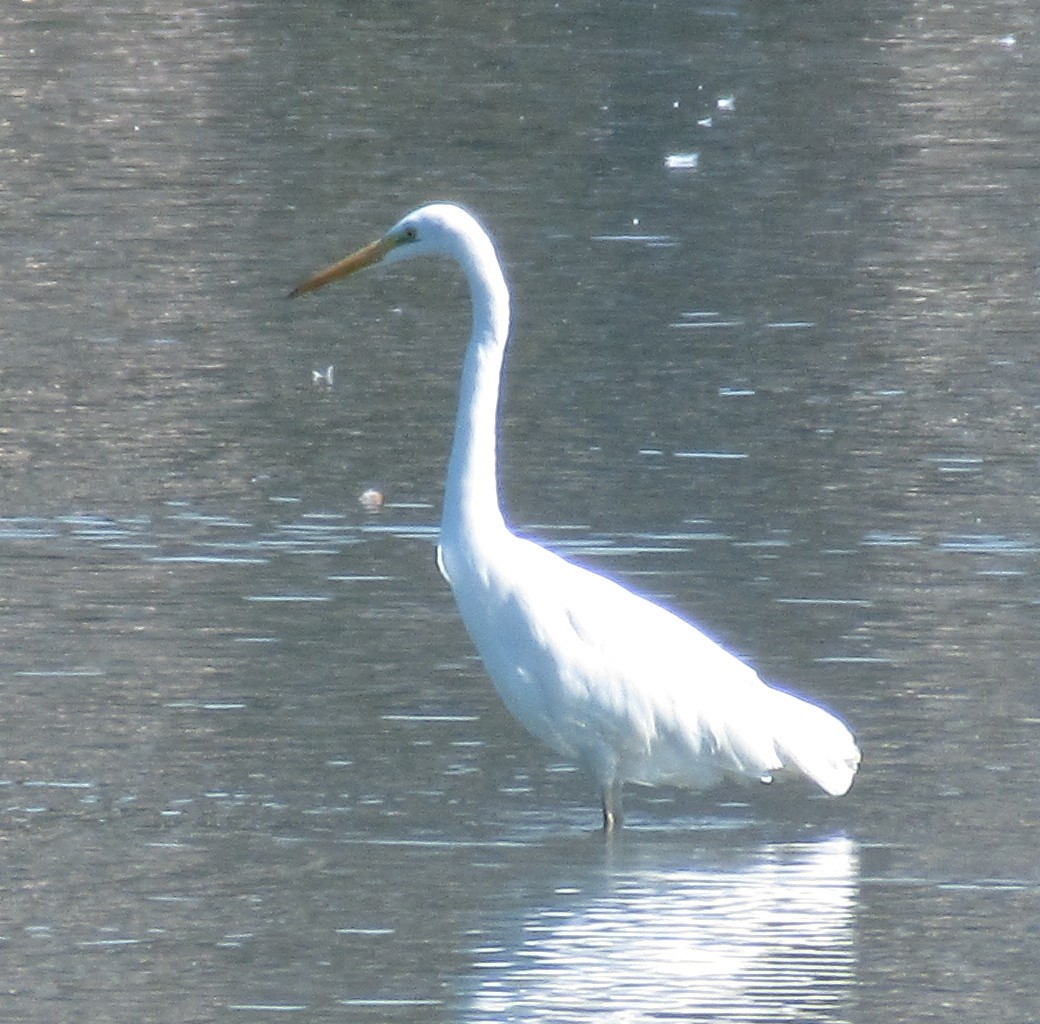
[291,203,861,828]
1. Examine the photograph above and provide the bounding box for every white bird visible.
[290,203,861,829]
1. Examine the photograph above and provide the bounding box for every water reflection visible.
[464,835,858,1024]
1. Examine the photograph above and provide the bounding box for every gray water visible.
[4,1,1040,1021]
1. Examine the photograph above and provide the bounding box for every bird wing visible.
[471,536,791,789]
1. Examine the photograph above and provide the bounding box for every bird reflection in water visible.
[464,835,858,1022]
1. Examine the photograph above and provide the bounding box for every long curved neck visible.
[441,233,511,551]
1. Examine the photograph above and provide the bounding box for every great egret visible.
[290,203,861,829]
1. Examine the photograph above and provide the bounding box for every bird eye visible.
[402,226,418,242]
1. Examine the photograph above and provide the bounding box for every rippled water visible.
[4,1,1040,1021]
[464,836,859,1023]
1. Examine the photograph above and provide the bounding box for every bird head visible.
[288,203,481,298]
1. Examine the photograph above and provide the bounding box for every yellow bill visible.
[288,235,395,298]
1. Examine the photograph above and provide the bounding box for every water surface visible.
[3,1,1040,1021]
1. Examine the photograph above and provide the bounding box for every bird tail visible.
[768,688,861,796]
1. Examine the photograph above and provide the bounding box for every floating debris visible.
[359,488,384,512]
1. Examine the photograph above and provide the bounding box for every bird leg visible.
[601,782,623,831]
